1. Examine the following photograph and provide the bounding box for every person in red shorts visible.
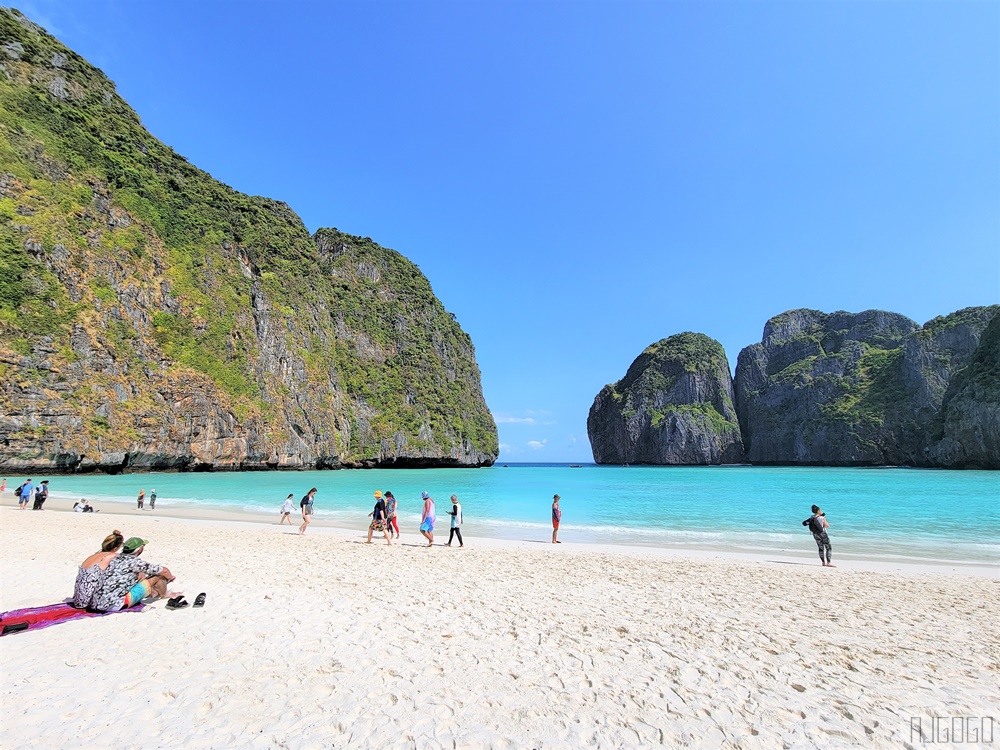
[551,494,562,544]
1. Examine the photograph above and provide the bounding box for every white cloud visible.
[494,409,558,426]
[527,440,547,450]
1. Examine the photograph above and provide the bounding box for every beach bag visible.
[803,516,824,535]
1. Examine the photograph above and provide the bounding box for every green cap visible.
[122,537,148,553]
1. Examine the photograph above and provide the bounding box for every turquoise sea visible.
[30,464,999,566]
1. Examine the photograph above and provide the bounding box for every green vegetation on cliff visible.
[589,332,744,465]
[735,306,999,467]
[0,9,496,470]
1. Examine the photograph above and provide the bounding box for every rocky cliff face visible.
[0,9,497,472]
[734,306,999,467]
[587,333,744,465]
[590,307,998,468]
[928,314,1000,469]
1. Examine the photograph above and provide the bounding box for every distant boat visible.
[569,464,582,468]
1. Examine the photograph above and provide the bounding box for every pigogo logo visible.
[910,717,995,745]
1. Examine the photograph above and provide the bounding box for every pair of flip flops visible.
[166,593,206,610]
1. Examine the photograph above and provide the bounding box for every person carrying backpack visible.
[18,479,32,510]
[802,504,834,567]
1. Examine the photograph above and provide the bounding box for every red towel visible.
[0,602,144,635]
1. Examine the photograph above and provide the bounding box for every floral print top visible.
[72,563,106,609]
[92,554,162,612]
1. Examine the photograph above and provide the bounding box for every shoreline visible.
[2,494,995,579]
[3,461,997,474]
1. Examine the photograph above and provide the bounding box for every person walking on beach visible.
[419,491,435,547]
[136,489,145,510]
[384,491,399,539]
[299,488,317,535]
[32,480,49,510]
[803,504,834,567]
[0,478,6,494]
[366,491,392,545]
[446,494,464,548]
[552,494,562,543]
[279,494,295,525]
[149,489,156,511]
[18,479,33,511]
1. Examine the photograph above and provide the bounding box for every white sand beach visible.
[1,502,997,749]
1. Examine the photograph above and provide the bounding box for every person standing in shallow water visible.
[299,488,317,535]
[149,489,156,510]
[803,504,834,567]
[551,494,562,544]
[136,489,145,510]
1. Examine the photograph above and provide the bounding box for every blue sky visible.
[14,1,1000,462]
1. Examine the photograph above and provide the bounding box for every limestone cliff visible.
[0,9,497,472]
[587,333,744,465]
[733,307,999,467]
[928,314,1000,469]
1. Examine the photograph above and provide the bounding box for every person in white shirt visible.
[446,495,464,548]
[278,494,295,525]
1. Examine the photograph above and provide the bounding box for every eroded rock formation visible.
[588,333,744,465]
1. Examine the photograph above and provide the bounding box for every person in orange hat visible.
[366,490,391,545]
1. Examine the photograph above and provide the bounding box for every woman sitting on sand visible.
[72,530,124,609]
